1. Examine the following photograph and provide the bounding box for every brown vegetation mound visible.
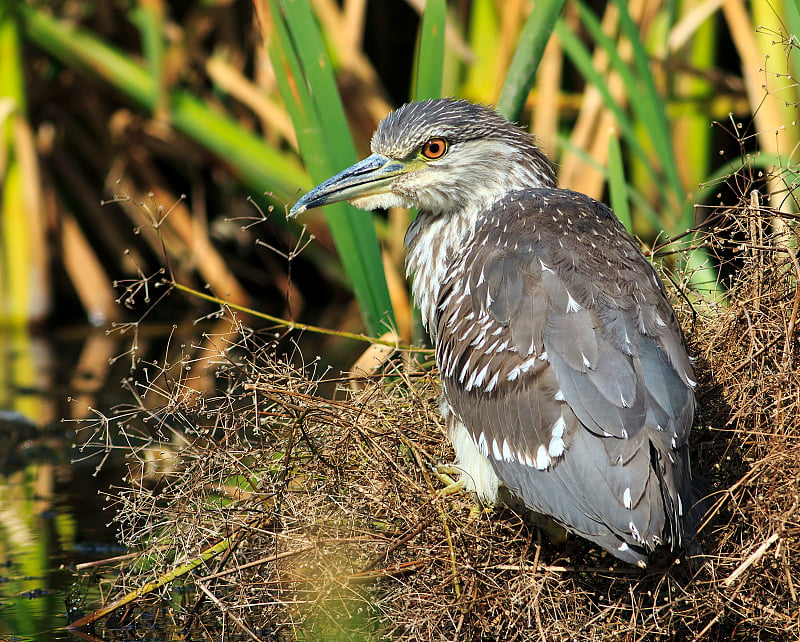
[78,194,799,640]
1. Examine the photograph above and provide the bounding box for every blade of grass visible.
[672,5,715,199]
[66,537,234,629]
[784,0,800,83]
[496,0,564,121]
[407,0,446,345]
[266,0,394,335]
[530,22,563,157]
[607,131,632,232]
[1,161,27,322]
[278,1,356,165]
[171,281,420,350]
[0,1,49,325]
[129,0,168,122]
[414,0,446,101]
[460,0,500,103]
[0,0,23,323]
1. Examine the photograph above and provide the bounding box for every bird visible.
[290,98,700,566]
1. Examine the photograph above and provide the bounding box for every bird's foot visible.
[466,503,494,523]
[434,463,466,497]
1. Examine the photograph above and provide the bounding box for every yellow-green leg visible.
[434,463,465,496]
[434,463,495,522]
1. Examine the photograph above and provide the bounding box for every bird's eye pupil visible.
[422,138,447,159]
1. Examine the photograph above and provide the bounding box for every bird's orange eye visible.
[421,137,448,160]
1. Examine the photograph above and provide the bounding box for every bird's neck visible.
[403,151,556,335]
[404,203,482,337]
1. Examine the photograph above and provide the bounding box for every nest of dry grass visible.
[76,192,799,641]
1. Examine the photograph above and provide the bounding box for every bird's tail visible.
[683,471,715,557]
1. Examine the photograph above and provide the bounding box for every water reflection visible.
[0,327,124,638]
[0,327,55,424]
[0,439,122,638]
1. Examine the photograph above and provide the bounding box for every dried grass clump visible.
[80,195,799,640]
[686,190,800,636]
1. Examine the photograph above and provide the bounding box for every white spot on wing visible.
[506,356,539,381]
[618,542,630,552]
[566,292,582,313]
[477,431,489,457]
[492,439,502,461]
[470,362,490,390]
[540,259,554,274]
[551,414,566,439]
[554,389,565,402]
[465,367,479,390]
[471,335,487,350]
[484,370,500,392]
[629,521,640,542]
[502,440,514,463]
[623,487,632,509]
[548,436,565,458]
[535,445,551,470]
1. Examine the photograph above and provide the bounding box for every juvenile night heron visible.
[290,98,699,566]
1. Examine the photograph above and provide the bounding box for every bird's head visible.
[289,98,556,218]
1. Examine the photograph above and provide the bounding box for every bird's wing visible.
[434,189,695,550]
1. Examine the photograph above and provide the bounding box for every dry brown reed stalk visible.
[75,187,799,639]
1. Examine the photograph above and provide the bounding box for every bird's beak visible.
[289,153,409,216]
